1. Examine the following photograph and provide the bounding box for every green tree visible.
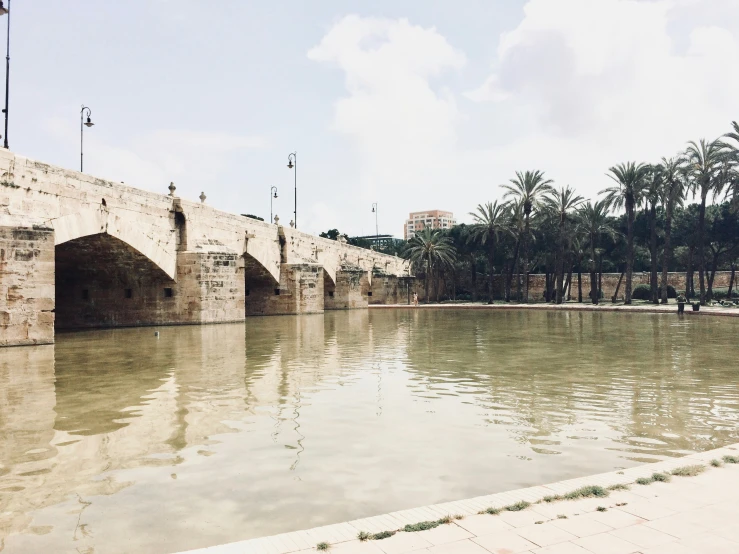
[468,201,508,304]
[602,162,650,304]
[544,186,584,304]
[502,171,554,303]
[656,157,685,304]
[319,229,342,240]
[577,200,618,304]
[405,228,457,303]
[642,166,662,304]
[684,138,731,305]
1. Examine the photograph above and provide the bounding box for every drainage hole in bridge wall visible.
[274,289,281,296]
[125,289,133,299]
[164,288,173,298]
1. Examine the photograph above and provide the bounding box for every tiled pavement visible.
[179,443,739,554]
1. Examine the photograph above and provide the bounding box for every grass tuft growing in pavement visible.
[357,531,370,542]
[505,501,531,512]
[607,483,630,491]
[563,485,609,500]
[597,506,607,512]
[651,472,671,482]
[711,459,723,467]
[723,455,739,464]
[479,507,501,515]
[371,531,396,540]
[316,542,330,551]
[671,465,705,477]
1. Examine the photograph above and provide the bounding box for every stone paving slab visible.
[176,443,739,554]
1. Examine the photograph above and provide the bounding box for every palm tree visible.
[642,166,662,304]
[503,200,525,302]
[602,162,650,304]
[684,138,731,304]
[405,228,457,303]
[656,156,685,304]
[544,186,584,304]
[577,200,618,304]
[725,121,739,207]
[502,171,554,303]
[468,201,507,303]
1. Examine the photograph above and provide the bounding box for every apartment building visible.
[404,210,456,240]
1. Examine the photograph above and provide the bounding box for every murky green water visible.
[1,310,738,553]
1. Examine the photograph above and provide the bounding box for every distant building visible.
[404,210,456,240]
[350,234,400,249]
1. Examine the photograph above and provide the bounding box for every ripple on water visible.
[0,310,737,554]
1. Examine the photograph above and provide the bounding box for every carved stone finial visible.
[289,219,295,228]
[199,192,206,204]
[168,182,176,197]
[274,215,280,225]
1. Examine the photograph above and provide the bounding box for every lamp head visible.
[287,160,294,169]
[273,191,278,198]
[372,206,375,213]
[84,117,94,128]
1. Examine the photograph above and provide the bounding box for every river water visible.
[1,309,738,553]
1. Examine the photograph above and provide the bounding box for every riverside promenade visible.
[369,301,739,317]
[180,443,739,554]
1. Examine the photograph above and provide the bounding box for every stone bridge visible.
[0,150,413,347]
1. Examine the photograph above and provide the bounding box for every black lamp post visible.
[371,202,379,249]
[287,152,296,228]
[270,186,278,224]
[0,0,10,149]
[80,105,94,172]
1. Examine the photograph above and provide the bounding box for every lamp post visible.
[270,186,278,224]
[287,152,296,229]
[0,0,10,149]
[80,105,94,172]
[371,202,379,249]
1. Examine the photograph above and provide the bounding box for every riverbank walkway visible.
[370,301,739,317]
[180,443,739,554]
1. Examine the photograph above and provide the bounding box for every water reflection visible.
[0,310,738,553]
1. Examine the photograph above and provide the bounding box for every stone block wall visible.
[246,263,324,316]
[178,250,245,324]
[324,269,369,310]
[369,275,411,305]
[0,226,55,346]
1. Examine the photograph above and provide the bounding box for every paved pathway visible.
[179,444,739,554]
[370,302,739,317]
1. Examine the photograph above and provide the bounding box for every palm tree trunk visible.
[590,235,598,305]
[507,237,521,302]
[488,240,496,304]
[555,219,565,304]
[686,246,694,300]
[425,257,430,303]
[625,200,635,304]
[649,202,658,304]
[598,256,604,303]
[470,255,477,302]
[660,205,673,304]
[612,270,625,303]
[523,214,530,303]
[729,261,736,298]
[564,262,573,301]
[698,189,707,305]
[577,264,583,303]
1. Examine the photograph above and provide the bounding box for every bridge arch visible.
[51,208,176,279]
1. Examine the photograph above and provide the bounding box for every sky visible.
[7,0,739,237]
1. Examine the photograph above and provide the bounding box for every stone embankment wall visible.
[414,271,734,302]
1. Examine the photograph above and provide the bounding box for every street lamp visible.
[80,105,94,172]
[371,202,379,249]
[270,186,278,224]
[0,0,10,149]
[287,152,296,229]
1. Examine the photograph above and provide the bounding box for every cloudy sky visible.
[9,0,739,236]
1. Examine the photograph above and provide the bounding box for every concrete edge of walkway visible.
[176,443,739,554]
[369,302,739,317]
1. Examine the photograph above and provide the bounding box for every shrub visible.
[632,284,676,300]
[671,465,705,477]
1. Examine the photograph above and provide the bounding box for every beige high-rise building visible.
[404,210,456,240]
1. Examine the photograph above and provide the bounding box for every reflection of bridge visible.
[0,151,413,346]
